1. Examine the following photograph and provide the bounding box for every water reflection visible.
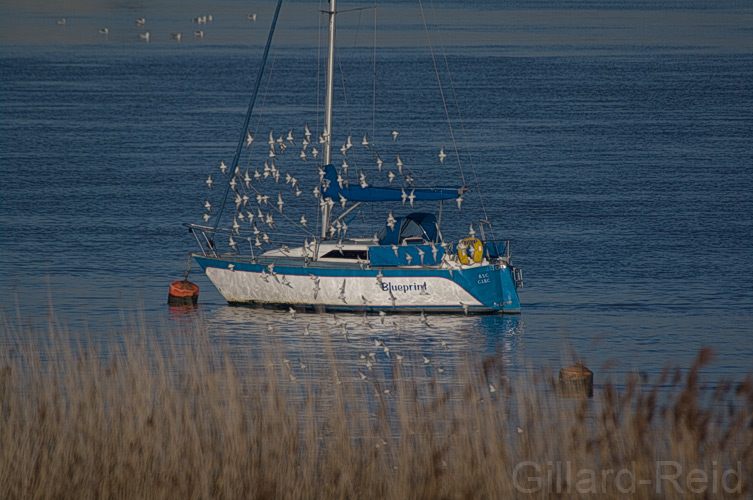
[189,306,528,387]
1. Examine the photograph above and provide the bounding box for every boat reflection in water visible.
[189,306,527,393]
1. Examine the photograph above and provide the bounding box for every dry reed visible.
[0,317,751,499]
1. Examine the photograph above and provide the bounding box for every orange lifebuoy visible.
[457,238,483,265]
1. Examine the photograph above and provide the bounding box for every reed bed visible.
[0,317,751,499]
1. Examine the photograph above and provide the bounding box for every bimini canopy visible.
[322,164,464,203]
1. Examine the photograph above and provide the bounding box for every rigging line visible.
[371,2,377,156]
[427,0,491,233]
[335,50,356,174]
[315,0,325,235]
[417,0,466,187]
[211,0,285,240]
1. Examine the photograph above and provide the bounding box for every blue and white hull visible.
[193,253,520,314]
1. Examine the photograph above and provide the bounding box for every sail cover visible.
[322,164,464,203]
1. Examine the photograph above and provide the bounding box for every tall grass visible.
[1,317,751,499]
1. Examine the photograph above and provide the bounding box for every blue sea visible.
[1,1,752,386]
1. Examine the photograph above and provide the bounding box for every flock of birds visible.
[201,124,461,255]
[55,12,259,43]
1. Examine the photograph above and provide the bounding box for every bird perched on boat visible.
[438,147,447,164]
[205,174,213,189]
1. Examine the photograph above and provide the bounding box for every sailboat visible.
[184,0,522,314]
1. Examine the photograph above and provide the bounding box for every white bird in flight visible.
[438,147,447,164]
[392,130,399,141]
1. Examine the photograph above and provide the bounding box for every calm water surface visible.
[1,1,752,386]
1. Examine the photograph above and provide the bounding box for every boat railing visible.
[184,223,313,259]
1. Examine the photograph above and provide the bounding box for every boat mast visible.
[321,0,337,239]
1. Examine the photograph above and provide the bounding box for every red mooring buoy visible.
[168,280,199,306]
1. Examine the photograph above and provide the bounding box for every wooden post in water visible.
[559,363,593,398]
